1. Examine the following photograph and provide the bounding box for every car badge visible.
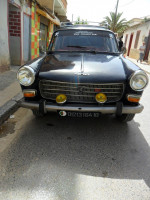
[78,86,85,94]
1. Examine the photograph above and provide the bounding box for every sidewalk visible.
[0,66,22,125]
[127,57,150,75]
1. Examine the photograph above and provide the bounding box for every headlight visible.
[17,66,35,86]
[130,70,149,91]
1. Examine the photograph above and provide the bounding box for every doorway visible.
[127,33,134,56]
[39,23,48,55]
[23,14,31,62]
[8,4,21,65]
[144,31,150,61]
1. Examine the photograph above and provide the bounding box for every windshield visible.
[49,30,119,53]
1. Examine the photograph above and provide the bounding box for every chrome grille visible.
[39,80,124,103]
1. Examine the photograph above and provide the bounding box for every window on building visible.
[134,30,141,49]
[125,34,128,46]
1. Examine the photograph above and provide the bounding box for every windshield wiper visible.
[66,45,88,49]
[85,50,120,55]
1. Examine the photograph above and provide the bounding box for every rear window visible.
[49,30,119,53]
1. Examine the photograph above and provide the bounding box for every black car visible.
[17,25,149,122]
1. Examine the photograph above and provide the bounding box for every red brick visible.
[10,26,17,30]
[9,30,13,33]
[18,18,21,22]
[14,22,20,26]
[9,14,13,18]
[10,18,17,22]
[17,34,21,37]
[14,15,20,18]
[9,22,13,26]
[15,30,21,34]
[10,33,17,36]
[10,11,17,14]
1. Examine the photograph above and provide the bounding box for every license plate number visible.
[58,111,100,118]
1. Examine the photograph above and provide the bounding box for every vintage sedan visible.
[17,25,149,122]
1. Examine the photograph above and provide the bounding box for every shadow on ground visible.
[0,112,150,198]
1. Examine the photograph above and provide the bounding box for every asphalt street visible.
[0,77,150,200]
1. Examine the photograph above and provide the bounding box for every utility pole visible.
[115,0,119,18]
[53,0,55,15]
[114,0,119,32]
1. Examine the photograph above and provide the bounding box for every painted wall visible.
[123,21,150,61]
[31,2,55,59]
[0,0,10,67]
[31,3,40,59]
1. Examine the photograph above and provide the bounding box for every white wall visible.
[0,0,10,66]
[124,21,150,50]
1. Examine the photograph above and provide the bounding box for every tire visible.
[116,114,135,122]
[32,109,45,118]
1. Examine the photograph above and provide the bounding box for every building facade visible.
[0,0,67,67]
[123,18,150,63]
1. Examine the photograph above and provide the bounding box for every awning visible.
[36,8,60,26]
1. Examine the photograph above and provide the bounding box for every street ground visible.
[0,72,150,200]
[0,66,21,107]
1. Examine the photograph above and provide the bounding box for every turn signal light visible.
[95,93,107,103]
[56,94,67,104]
[23,90,36,97]
[127,95,141,103]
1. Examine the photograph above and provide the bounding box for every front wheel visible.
[116,114,135,122]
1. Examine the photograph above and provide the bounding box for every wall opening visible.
[144,31,150,61]
[9,3,21,65]
[127,33,134,56]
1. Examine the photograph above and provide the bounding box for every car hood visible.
[39,52,127,83]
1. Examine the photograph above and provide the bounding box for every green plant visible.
[101,12,128,34]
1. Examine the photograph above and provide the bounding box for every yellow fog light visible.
[56,94,67,104]
[95,93,107,103]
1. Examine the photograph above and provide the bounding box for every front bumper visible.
[20,99,144,114]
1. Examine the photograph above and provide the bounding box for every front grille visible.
[39,80,124,104]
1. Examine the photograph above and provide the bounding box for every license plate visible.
[58,111,100,118]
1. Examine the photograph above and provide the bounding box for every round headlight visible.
[17,66,35,86]
[130,70,149,91]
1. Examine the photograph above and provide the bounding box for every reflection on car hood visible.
[39,52,127,83]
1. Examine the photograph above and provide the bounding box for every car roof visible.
[58,25,113,33]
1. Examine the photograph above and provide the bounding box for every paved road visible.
[0,80,150,200]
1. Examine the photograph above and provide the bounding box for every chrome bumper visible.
[20,100,144,114]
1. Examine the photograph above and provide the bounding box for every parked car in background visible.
[17,25,149,122]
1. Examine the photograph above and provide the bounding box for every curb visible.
[127,58,150,75]
[0,92,23,126]
[138,67,150,75]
